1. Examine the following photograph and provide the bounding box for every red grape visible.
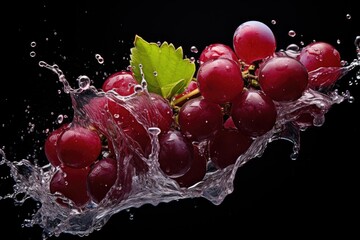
[178,96,223,141]
[231,88,277,138]
[87,158,118,204]
[233,20,276,64]
[298,41,342,88]
[298,41,341,72]
[258,56,309,102]
[197,58,244,104]
[209,128,253,169]
[50,166,90,207]
[158,129,193,178]
[149,93,174,133]
[102,70,137,96]
[57,125,102,169]
[199,43,239,65]
[44,123,70,167]
[173,144,207,188]
[107,98,151,155]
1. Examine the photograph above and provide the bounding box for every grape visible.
[44,123,70,167]
[107,98,151,155]
[87,158,118,204]
[173,144,207,188]
[298,41,342,88]
[231,88,277,138]
[83,96,108,130]
[209,128,253,169]
[199,43,239,65]
[298,42,341,72]
[50,166,90,207]
[149,93,174,133]
[158,129,193,178]
[233,20,276,64]
[102,70,137,96]
[258,56,309,102]
[178,96,223,141]
[197,57,244,104]
[57,125,102,169]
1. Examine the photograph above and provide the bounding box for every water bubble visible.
[337,39,341,44]
[77,75,91,90]
[346,14,351,19]
[288,30,296,37]
[30,41,36,47]
[271,20,276,25]
[300,41,304,46]
[153,71,158,77]
[190,46,198,53]
[30,51,36,57]
[95,54,104,64]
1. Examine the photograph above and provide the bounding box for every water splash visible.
[1,41,360,239]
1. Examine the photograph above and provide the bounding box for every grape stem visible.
[171,88,201,106]
[242,64,260,88]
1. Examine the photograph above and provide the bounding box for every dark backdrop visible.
[1,1,359,239]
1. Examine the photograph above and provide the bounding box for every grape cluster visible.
[44,20,342,208]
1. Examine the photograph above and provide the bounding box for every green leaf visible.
[130,35,196,100]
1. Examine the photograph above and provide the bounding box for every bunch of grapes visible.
[44,20,342,208]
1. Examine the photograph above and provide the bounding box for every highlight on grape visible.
[1,19,359,238]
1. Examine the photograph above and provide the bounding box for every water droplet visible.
[348,96,354,103]
[288,30,296,37]
[134,85,143,93]
[95,54,104,64]
[148,127,161,136]
[190,46,198,53]
[337,39,341,44]
[77,75,91,90]
[57,115,64,124]
[30,51,36,57]
[354,36,360,49]
[271,20,276,25]
[286,44,299,52]
[346,14,351,19]
[300,41,304,46]
[30,41,36,47]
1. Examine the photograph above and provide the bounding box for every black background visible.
[1,1,359,239]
